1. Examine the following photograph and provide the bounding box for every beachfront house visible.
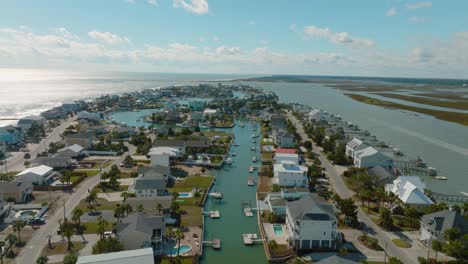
[16,165,54,185]
[273,163,308,187]
[77,248,155,264]
[285,194,338,250]
[0,125,24,145]
[0,179,33,203]
[77,111,101,123]
[308,109,325,123]
[385,176,434,209]
[274,153,300,165]
[148,147,180,167]
[17,115,46,131]
[419,209,468,246]
[116,212,165,255]
[41,107,66,120]
[56,144,85,159]
[353,146,393,169]
[345,138,368,159]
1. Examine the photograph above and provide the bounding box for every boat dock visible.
[394,159,437,176]
[242,233,263,245]
[203,210,221,218]
[204,239,221,249]
[430,192,468,203]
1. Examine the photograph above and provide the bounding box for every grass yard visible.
[392,238,412,248]
[91,160,113,169]
[75,198,119,212]
[180,205,203,227]
[261,152,274,162]
[72,170,100,177]
[169,175,214,193]
[41,241,85,256]
[160,257,195,264]
[83,221,112,234]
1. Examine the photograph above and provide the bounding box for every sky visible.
[0,0,467,78]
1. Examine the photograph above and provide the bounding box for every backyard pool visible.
[166,244,192,256]
[178,192,193,198]
[273,224,284,236]
[263,145,275,152]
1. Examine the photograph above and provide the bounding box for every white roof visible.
[274,163,308,173]
[148,147,179,156]
[308,109,323,118]
[59,144,84,153]
[275,153,299,159]
[354,146,379,158]
[346,138,364,149]
[17,165,53,176]
[203,108,217,114]
[385,176,433,205]
[77,248,154,264]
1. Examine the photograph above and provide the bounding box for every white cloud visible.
[173,0,209,14]
[55,27,80,41]
[88,30,129,45]
[125,0,136,4]
[301,25,375,48]
[406,2,432,9]
[216,46,241,55]
[386,8,397,17]
[409,16,426,24]
[147,0,157,6]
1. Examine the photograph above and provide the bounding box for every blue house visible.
[0,125,24,145]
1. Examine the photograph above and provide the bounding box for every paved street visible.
[287,111,420,264]
[15,144,135,263]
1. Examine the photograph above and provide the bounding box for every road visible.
[15,144,135,263]
[1,116,77,172]
[287,112,419,264]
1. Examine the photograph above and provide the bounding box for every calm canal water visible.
[201,121,266,263]
[240,81,468,195]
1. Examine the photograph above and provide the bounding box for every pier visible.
[204,211,221,219]
[242,233,263,245]
[430,192,468,203]
[393,159,437,176]
[204,239,221,249]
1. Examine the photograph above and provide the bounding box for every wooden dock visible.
[204,211,221,218]
[243,233,263,245]
[430,192,468,203]
[203,239,221,249]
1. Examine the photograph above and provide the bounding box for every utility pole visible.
[384,242,388,263]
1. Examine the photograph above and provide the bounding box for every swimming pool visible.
[166,244,192,256]
[263,145,274,152]
[178,192,193,198]
[273,224,284,236]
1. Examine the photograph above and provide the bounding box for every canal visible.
[201,120,267,263]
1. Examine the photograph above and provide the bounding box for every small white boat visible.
[435,176,448,180]
[225,158,233,165]
[249,166,254,173]
[234,143,240,146]
[209,192,223,199]
[247,176,255,186]
[239,122,245,127]
[232,152,237,156]
[252,156,257,162]
[251,146,256,151]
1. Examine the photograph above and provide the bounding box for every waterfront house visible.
[367,166,394,184]
[353,146,393,169]
[189,101,205,111]
[203,108,218,117]
[0,179,33,203]
[32,157,75,169]
[149,147,180,166]
[275,148,297,154]
[17,115,46,131]
[41,107,66,120]
[152,140,186,155]
[0,125,24,145]
[189,111,203,125]
[308,109,325,123]
[129,166,170,198]
[110,126,137,139]
[285,194,338,250]
[273,163,308,187]
[16,165,54,185]
[77,111,101,123]
[56,144,85,159]
[345,138,368,159]
[239,105,251,116]
[266,187,310,215]
[77,248,155,264]
[274,129,295,148]
[61,102,81,113]
[126,196,172,217]
[385,176,433,209]
[274,153,300,165]
[270,114,287,129]
[419,209,468,246]
[63,133,93,149]
[116,212,165,255]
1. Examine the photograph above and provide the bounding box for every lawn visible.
[72,170,100,177]
[83,221,112,234]
[41,241,85,256]
[392,238,412,248]
[95,184,129,193]
[160,257,195,264]
[91,160,113,169]
[261,152,274,162]
[358,235,383,251]
[180,205,203,227]
[75,197,119,212]
[169,175,214,193]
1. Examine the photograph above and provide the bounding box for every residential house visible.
[274,153,300,165]
[285,194,338,250]
[61,102,81,113]
[189,101,205,111]
[17,115,46,131]
[41,107,66,120]
[148,147,180,166]
[274,129,295,148]
[152,140,186,155]
[63,133,93,149]
[190,111,203,126]
[126,196,172,217]
[77,111,101,123]
[85,125,107,136]
[367,166,394,184]
[308,109,325,123]
[111,126,137,139]
[56,144,85,158]
[116,212,165,255]
[266,187,309,216]
[203,108,218,118]
[270,114,287,130]
[129,166,170,198]
[273,163,308,187]
[353,146,393,169]
[0,125,24,145]
[385,176,434,209]
[32,157,75,169]
[238,105,250,116]
[275,148,297,154]
[0,180,33,203]
[77,248,155,264]
[315,256,359,264]
[16,165,54,185]
[420,209,468,246]
[345,138,368,159]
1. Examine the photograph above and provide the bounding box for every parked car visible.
[29,217,46,225]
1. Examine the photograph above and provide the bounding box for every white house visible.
[152,140,186,156]
[274,153,299,165]
[273,163,308,187]
[308,109,324,122]
[16,165,54,185]
[148,147,180,166]
[385,176,433,209]
[129,166,170,198]
[77,248,154,264]
[345,138,368,159]
[285,195,338,250]
[203,108,218,117]
[56,144,84,158]
[353,146,393,169]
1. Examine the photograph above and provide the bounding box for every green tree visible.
[63,252,78,264]
[137,204,144,212]
[379,206,393,230]
[388,257,403,264]
[72,208,84,225]
[156,203,163,215]
[6,234,16,255]
[36,256,49,264]
[60,169,72,186]
[175,228,185,257]
[0,240,5,264]
[92,237,124,254]
[59,219,75,251]
[431,240,443,262]
[13,220,26,244]
[271,184,281,192]
[97,216,109,239]
[193,191,201,205]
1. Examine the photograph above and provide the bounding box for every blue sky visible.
[0,0,467,78]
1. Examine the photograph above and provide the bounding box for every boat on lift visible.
[225,158,233,165]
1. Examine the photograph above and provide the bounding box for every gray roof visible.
[287,194,336,221]
[315,256,359,264]
[117,213,164,248]
[270,197,287,206]
[367,166,394,183]
[33,157,74,168]
[421,210,468,234]
[77,248,154,264]
[138,166,170,179]
[152,139,185,147]
[134,178,166,190]
[0,180,30,192]
[126,196,172,210]
[186,138,209,148]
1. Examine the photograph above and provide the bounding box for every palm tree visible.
[432,240,442,262]
[72,208,84,225]
[156,203,163,215]
[165,227,174,260]
[13,220,26,244]
[193,191,201,206]
[120,192,129,202]
[60,169,72,187]
[61,219,75,252]
[36,256,48,264]
[172,191,179,201]
[86,190,98,213]
[137,204,144,212]
[122,203,133,217]
[6,234,16,255]
[97,216,109,239]
[0,240,5,264]
[175,228,185,257]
